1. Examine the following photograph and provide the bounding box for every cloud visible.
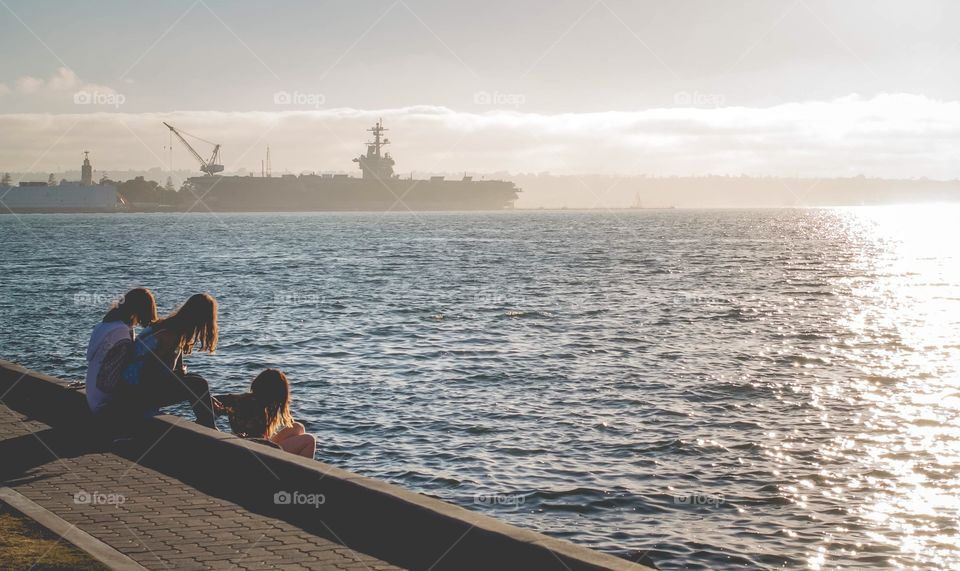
[8,67,116,96]
[0,94,958,181]
[15,75,45,94]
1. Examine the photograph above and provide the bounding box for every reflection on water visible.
[0,206,958,570]
[807,205,960,569]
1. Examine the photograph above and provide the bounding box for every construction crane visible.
[162,122,224,175]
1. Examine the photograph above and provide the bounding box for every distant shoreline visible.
[4,202,960,215]
[7,173,958,211]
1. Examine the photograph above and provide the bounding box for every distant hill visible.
[507,174,960,209]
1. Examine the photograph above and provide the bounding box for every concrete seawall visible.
[0,359,655,571]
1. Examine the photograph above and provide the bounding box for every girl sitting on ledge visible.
[85,287,158,416]
[213,369,317,459]
[119,293,219,429]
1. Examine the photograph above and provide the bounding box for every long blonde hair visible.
[153,293,218,354]
[251,369,294,436]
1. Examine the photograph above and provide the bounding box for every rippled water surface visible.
[1,208,959,570]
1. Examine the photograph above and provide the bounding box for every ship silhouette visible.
[183,120,520,212]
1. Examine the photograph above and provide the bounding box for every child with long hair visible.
[214,369,317,458]
[120,293,219,428]
[85,288,158,415]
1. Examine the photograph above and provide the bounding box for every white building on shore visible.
[1,152,124,213]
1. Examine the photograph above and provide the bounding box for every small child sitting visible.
[213,369,317,458]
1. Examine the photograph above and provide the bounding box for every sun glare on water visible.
[818,204,960,569]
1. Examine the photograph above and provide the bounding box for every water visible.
[1,207,958,570]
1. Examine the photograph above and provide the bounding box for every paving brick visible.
[0,403,404,571]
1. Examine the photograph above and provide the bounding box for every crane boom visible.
[163,122,224,175]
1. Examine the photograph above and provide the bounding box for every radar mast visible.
[353,118,396,180]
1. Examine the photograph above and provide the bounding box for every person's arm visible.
[173,352,186,376]
[213,393,239,417]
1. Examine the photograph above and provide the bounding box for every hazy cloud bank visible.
[1,94,958,179]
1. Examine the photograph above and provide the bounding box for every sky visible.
[1,0,959,178]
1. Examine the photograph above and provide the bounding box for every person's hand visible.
[212,397,224,413]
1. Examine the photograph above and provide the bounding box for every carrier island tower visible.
[179,120,519,211]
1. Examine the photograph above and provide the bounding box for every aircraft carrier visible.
[180,120,519,212]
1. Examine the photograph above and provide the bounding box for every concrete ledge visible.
[0,486,148,571]
[0,359,656,571]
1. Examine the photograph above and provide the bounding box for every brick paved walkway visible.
[0,403,404,571]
